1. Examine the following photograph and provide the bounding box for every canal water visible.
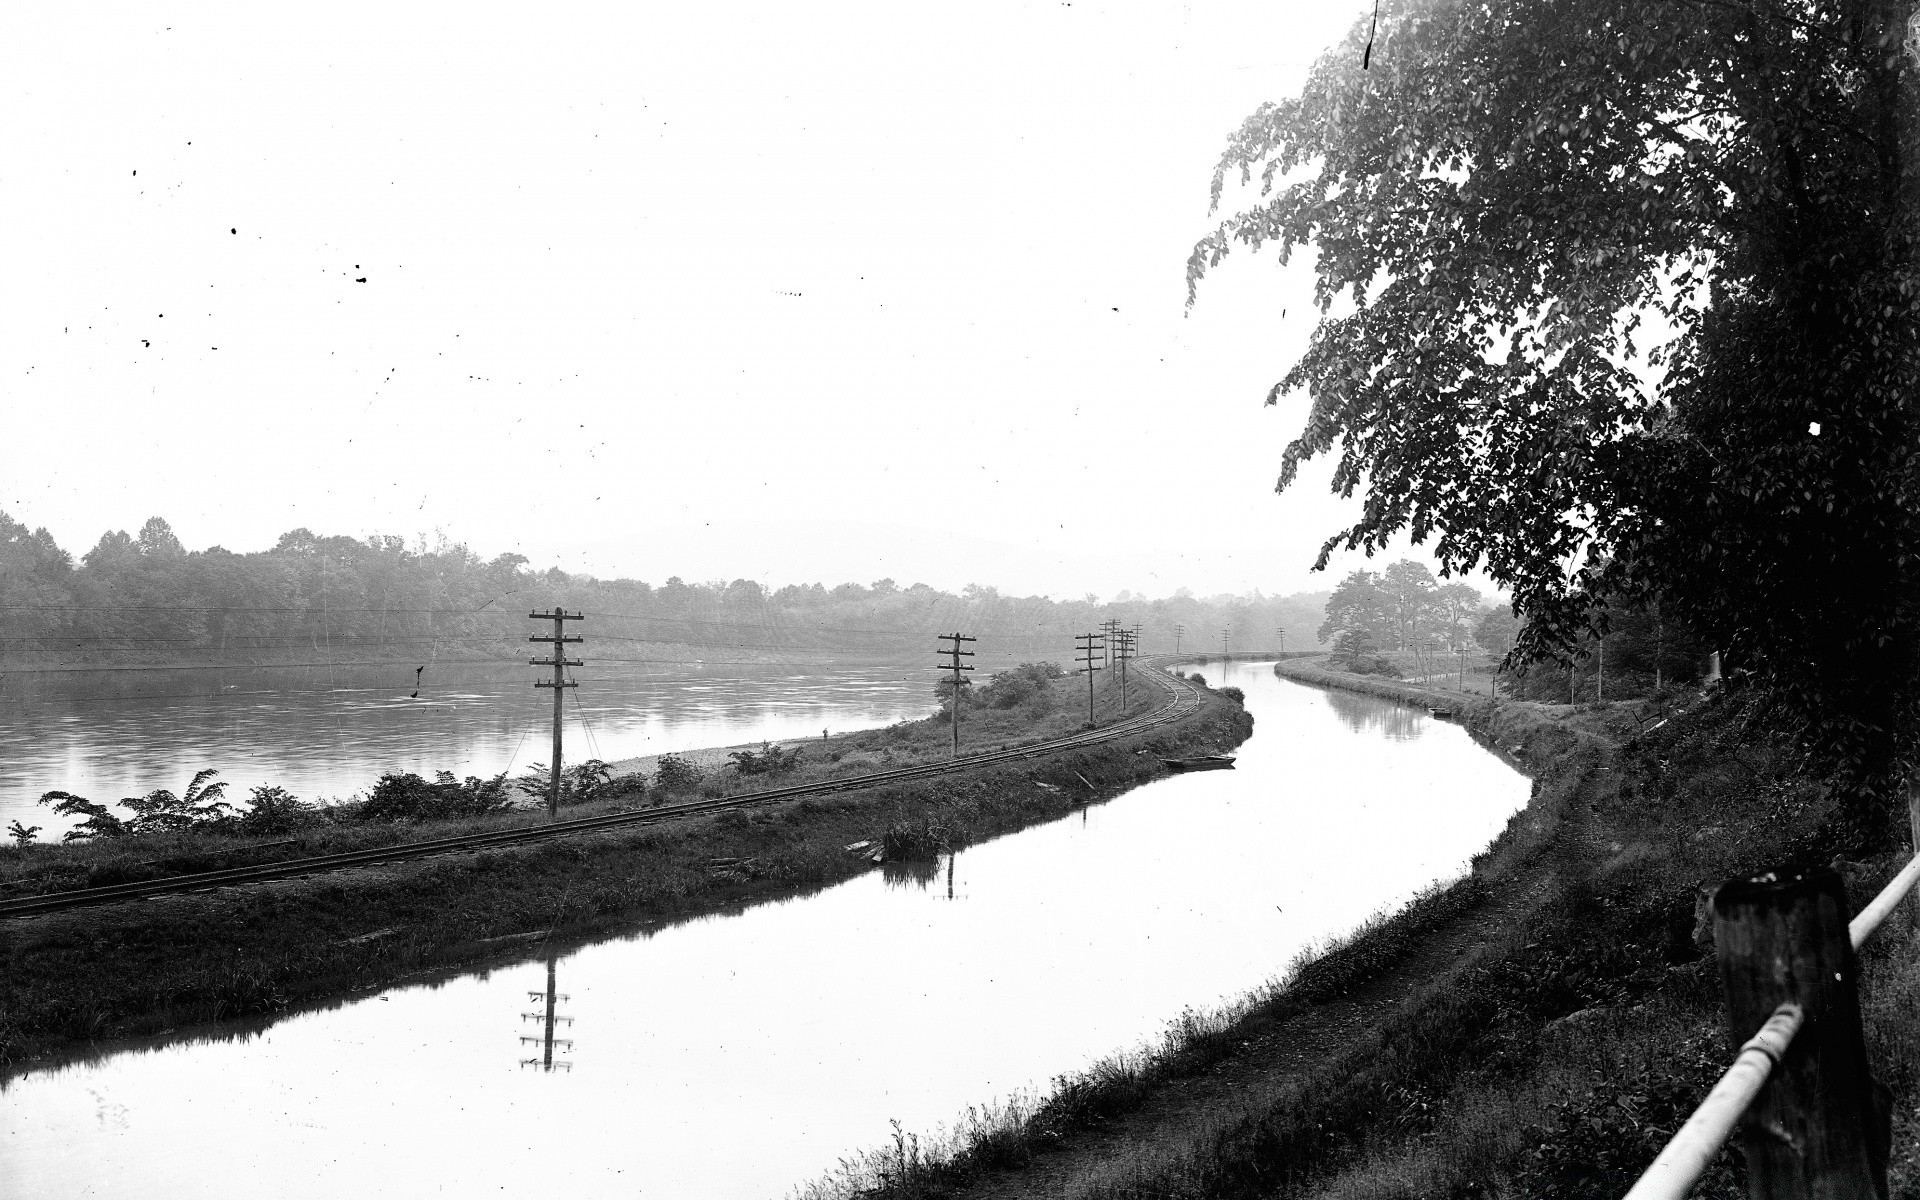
[0,662,932,835]
[0,660,1529,1198]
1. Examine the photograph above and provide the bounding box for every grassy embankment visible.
[0,668,1246,1070]
[804,656,1920,1199]
[0,664,1161,900]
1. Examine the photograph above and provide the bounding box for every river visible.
[0,662,932,835]
[0,659,1529,1198]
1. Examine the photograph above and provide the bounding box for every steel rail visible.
[1,658,1209,919]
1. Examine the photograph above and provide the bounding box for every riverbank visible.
[808,657,1920,1198]
[0,677,1250,1070]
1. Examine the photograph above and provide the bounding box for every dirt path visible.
[943,863,1558,1199]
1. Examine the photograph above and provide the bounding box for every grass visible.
[805,661,1920,1200]
[0,674,1245,1069]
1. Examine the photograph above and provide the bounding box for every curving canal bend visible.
[1,659,1528,1198]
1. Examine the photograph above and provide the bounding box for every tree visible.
[1190,0,1920,818]
[1381,560,1438,650]
[1318,569,1394,646]
[118,768,234,834]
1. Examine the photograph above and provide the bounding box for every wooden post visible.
[1712,867,1889,1198]
[530,609,583,820]
[1908,781,1920,932]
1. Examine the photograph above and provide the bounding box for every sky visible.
[1,1,1490,603]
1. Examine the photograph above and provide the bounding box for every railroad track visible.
[1,658,1208,918]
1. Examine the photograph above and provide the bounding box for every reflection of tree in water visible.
[1323,691,1427,742]
[882,859,941,891]
[882,852,957,899]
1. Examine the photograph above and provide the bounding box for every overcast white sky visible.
[1,1,1488,602]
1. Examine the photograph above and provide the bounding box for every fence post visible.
[1712,866,1889,1199]
[1909,782,1920,931]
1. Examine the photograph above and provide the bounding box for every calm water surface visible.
[0,663,931,833]
[1,660,1528,1198]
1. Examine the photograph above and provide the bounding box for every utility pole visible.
[1100,618,1119,668]
[937,632,975,758]
[529,608,583,820]
[1221,628,1230,661]
[1173,623,1185,656]
[1277,626,1287,658]
[1075,632,1104,726]
[1114,628,1135,710]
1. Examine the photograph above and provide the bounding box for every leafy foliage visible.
[652,753,704,795]
[362,770,513,822]
[975,662,1066,710]
[6,821,40,847]
[118,768,233,834]
[513,759,646,807]
[728,742,805,776]
[233,785,319,836]
[1191,0,1920,815]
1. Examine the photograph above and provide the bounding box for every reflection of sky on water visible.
[4,659,1529,1200]
[0,663,932,832]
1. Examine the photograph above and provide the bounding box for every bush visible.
[516,760,646,808]
[653,754,703,796]
[729,742,804,776]
[977,662,1066,710]
[881,818,960,861]
[362,771,514,822]
[234,785,318,836]
[1218,686,1245,705]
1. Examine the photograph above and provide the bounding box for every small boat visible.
[1429,708,1455,719]
[1163,754,1236,772]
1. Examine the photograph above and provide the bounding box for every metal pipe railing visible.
[1623,854,1920,1198]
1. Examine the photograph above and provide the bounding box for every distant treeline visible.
[0,512,1328,676]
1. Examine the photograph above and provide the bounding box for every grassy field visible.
[803,657,1920,1199]
[0,668,1238,1069]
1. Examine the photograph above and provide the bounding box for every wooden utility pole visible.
[1277,627,1286,658]
[1712,867,1888,1197]
[1221,628,1229,661]
[1100,618,1120,668]
[529,608,583,820]
[1114,628,1135,710]
[1173,623,1185,656]
[937,632,975,758]
[1075,632,1104,726]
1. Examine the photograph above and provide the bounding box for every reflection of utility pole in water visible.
[520,952,574,1072]
[946,851,954,901]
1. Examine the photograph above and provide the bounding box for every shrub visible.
[362,771,513,822]
[515,759,646,808]
[977,662,1066,710]
[37,791,131,841]
[234,785,318,836]
[1219,686,1245,705]
[729,742,804,776]
[881,818,960,861]
[653,754,703,795]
